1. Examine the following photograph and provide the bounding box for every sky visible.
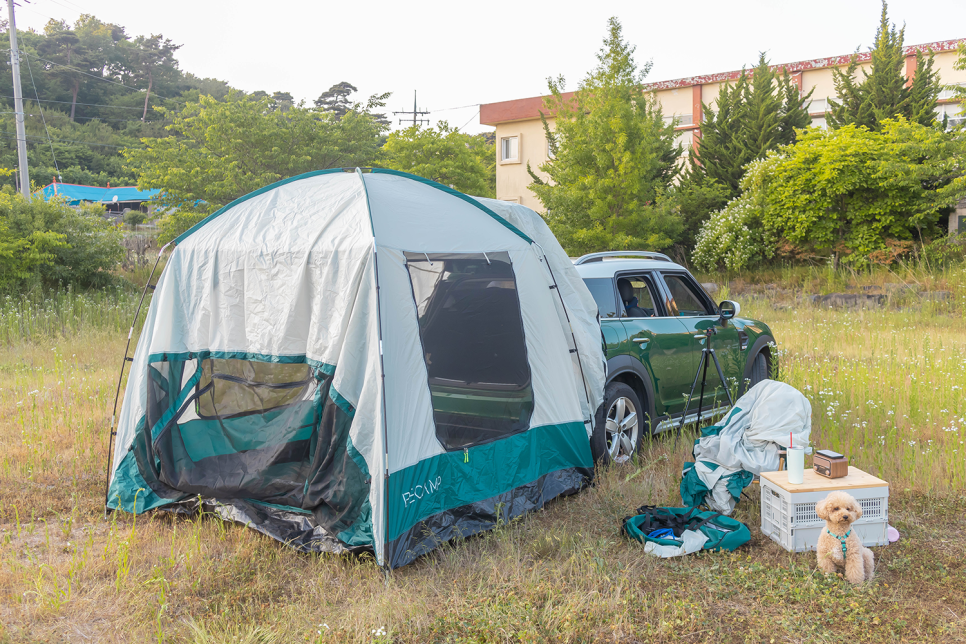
[10,0,966,134]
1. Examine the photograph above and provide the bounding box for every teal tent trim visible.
[107,448,179,513]
[173,167,534,246]
[368,168,533,243]
[144,350,335,377]
[328,385,356,419]
[385,420,591,542]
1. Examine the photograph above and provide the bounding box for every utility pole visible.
[6,0,30,198]
[393,91,429,127]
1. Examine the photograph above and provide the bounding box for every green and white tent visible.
[107,168,605,568]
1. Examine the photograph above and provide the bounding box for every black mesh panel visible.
[405,252,534,451]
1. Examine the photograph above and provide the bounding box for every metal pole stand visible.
[678,325,734,435]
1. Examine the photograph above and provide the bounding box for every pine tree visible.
[687,53,811,198]
[315,82,358,117]
[827,1,941,130]
[528,17,682,254]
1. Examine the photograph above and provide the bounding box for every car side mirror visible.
[718,300,740,324]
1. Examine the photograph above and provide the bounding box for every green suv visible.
[574,251,776,463]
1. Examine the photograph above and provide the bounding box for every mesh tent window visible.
[405,252,534,451]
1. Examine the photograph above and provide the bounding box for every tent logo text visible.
[402,476,442,508]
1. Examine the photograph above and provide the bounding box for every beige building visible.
[480,38,966,212]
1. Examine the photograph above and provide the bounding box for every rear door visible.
[616,273,694,421]
[657,271,741,411]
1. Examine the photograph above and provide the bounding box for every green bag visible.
[622,505,751,553]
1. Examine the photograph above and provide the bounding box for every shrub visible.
[692,157,780,272]
[0,194,124,289]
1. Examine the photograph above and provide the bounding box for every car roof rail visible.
[573,251,672,265]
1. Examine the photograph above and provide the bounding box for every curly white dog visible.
[815,491,875,584]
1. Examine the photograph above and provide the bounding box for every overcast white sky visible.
[11,0,966,134]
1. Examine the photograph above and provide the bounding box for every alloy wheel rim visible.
[606,396,639,461]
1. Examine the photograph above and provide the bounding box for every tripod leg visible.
[709,348,734,407]
[696,348,710,429]
[678,350,707,433]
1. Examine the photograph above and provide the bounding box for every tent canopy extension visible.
[107,168,605,568]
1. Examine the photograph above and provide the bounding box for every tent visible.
[107,168,605,568]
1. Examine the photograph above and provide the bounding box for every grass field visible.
[1,264,965,643]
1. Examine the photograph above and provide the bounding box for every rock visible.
[701,282,718,295]
[920,291,951,302]
[883,283,922,293]
[811,293,886,309]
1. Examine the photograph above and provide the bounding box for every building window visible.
[501,136,519,162]
[936,103,965,130]
[938,83,965,101]
[810,116,828,130]
[663,114,693,127]
[805,98,834,114]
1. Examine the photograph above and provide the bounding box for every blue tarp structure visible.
[38,182,159,206]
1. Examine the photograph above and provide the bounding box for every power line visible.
[0,131,141,149]
[0,94,149,110]
[0,48,187,106]
[41,0,84,15]
[455,109,480,133]
[22,39,60,177]
[433,103,480,112]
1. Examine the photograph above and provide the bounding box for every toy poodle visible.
[815,491,875,584]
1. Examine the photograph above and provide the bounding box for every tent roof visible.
[38,182,160,204]
[173,168,532,246]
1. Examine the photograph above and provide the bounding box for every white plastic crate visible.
[760,475,889,553]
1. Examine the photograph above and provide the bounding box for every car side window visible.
[582,278,619,318]
[617,276,658,318]
[663,273,714,316]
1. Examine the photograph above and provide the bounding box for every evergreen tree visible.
[315,81,357,117]
[687,53,811,199]
[528,17,682,255]
[827,2,941,131]
[315,82,391,127]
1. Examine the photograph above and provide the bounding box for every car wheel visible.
[749,351,769,387]
[591,382,643,465]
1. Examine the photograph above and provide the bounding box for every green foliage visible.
[664,180,731,250]
[687,53,811,199]
[529,17,681,255]
[125,93,387,242]
[122,209,148,226]
[0,193,123,288]
[383,122,495,197]
[827,2,942,131]
[692,157,779,272]
[694,118,966,271]
[951,43,966,124]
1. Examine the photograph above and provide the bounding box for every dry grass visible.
[1,266,965,643]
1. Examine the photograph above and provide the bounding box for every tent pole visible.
[533,242,596,434]
[103,241,174,516]
[354,168,391,568]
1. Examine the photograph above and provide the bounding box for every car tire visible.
[749,351,769,387]
[591,382,643,465]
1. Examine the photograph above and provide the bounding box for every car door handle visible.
[633,338,650,344]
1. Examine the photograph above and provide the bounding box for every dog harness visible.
[826,528,851,558]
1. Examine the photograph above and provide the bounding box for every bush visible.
[693,118,966,271]
[692,157,780,272]
[0,194,124,290]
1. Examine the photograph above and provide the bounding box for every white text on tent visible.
[402,476,443,508]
